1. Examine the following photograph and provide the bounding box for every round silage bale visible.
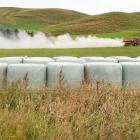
[111,56,130,59]
[80,56,104,60]
[0,57,23,64]
[135,58,140,62]
[7,64,47,88]
[47,62,84,88]
[109,56,140,62]
[53,56,78,60]
[84,62,122,86]
[80,57,118,63]
[23,57,54,65]
[117,58,140,62]
[55,57,86,63]
[110,56,132,62]
[0,63,8,87]
[121,62,140,86]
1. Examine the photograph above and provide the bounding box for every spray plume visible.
[0,30,124,49]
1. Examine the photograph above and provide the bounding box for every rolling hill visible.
[0,7,88,30]
[42,12,140,35]
[0,7,139,36]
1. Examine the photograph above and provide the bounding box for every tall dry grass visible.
[0,80,140,140]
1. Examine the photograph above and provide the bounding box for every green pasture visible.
[0,46,140,57]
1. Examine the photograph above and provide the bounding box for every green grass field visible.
[96,31,140,39]
[0,7,139,57]
[0,46,140,57]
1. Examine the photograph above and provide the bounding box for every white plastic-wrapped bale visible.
[0,57,23,64]
[135,58,140,62]
[80,56,104,60]
[84,62,122,86]
[7,64,47,88]
[111,56,131,59]
[0,63,8,86]
[53,56,78,60]
[80,57,118,63]
[109,56,140,62]
[47,62,84,88]
[55,57,86,63]
[23,57,55,65]
[117,58,140,62]
[110,56,132,62]
[121,62,140,86]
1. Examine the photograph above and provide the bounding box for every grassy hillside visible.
[0,7,87,31]
[43,12,140,35]
[0,8,139,37]
[95,31,140,39]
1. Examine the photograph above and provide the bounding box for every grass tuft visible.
[1,81,140,139]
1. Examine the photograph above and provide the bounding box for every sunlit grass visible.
[0,46,140,57]
[1,81,140,139]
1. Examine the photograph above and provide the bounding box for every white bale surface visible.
[47,62,84,88]
[7,64,47,88]
[85,62,122,85]
[0,63,8,86]
[110,56,132,62]
[135,58,140,61]
[111,56,131,59]
[117,58,140,62]
[23,57,54,65]
[55,58,85,63]
[109,56,140,62]
[121,62,140,86]
[53,56,78,60]
[80,57,118,63]
[0,57,23,64]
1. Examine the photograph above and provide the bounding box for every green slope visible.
[0,7,88,30]
[43,12,140,35]
[0,8,139,36]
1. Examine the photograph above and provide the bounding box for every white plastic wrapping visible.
[53,56,78,60]
[85,62,122,85]
[47,62,84,88]
[80,57,118,63]
[55,58,86,63]
[23,57,54,65]
[121,62,140,86]
[111,56,131,59]
[109,56,140,62]
[7,64,47,88]
[110,56,132,62]
[0,57,23,64]
[118,58,140,62]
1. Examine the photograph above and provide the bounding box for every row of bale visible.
[0,56,140,88]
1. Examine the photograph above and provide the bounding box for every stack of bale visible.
[0,56,139,89]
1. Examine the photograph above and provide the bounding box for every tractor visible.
[123,38,140,46]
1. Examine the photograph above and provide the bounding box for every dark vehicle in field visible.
[123,39,140,46]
